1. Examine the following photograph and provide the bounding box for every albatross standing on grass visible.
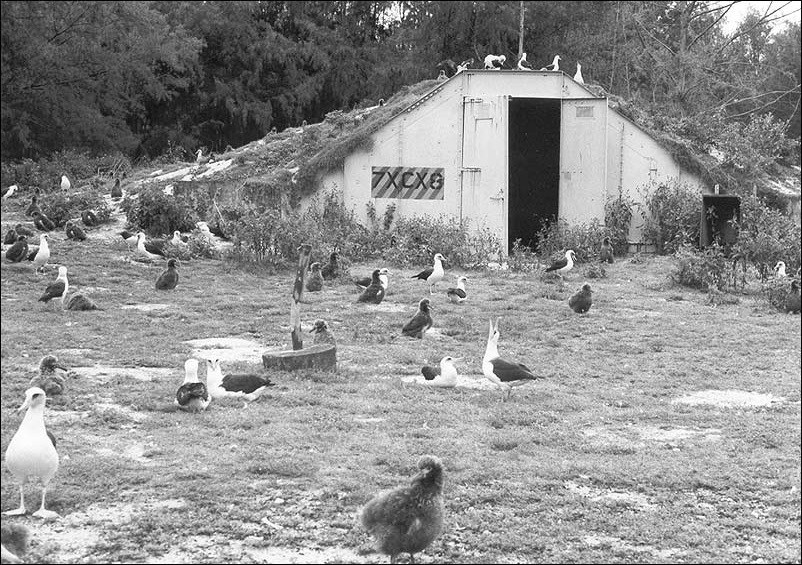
[402,298,434,339]
[3,387,60,519]
[30,233,50,273]
[205,358,275,402]
[175,359,210,412]
[39,266,69,309]
[482,318,541,401]
[412,253,446,294]
[545,249,576,279]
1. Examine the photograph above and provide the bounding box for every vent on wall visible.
[576,106,594,118]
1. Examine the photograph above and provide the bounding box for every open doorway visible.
[507,98,561,251]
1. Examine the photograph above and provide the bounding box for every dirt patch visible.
[184,337,265,363]
[637,425,723,442]
[121,303,171,311]
[367,302,407,313]
[672,389,786,407]
[400,373,496,390]
[76,365,174,383]
[583,534,682,560]
[565,480,657,511]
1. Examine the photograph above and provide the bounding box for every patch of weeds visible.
[585,264,607,279]
[491,439,519,451]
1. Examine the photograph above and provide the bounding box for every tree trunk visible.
[517,0,525,61]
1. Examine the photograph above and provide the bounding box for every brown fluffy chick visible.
[360,455,445,564]
[568,283,593,313]
[1,522,30,564]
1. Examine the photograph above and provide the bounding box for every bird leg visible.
[3,485,27,515]
[32,486,59,520]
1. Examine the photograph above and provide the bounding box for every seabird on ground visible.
[540,54,561,71]
[774,261,787,278]
[205,358,275,402]
[32,211,55,232]
[30,233,50,272]
[170,230,189,246]
[412,253,446,294]
[306,262,324,291]
[25,195,40,217]
[39,266,69,309]
[483,54,506,69]
[355,267,390,291]
[457,58,474,73]
[5,235,28,263]
[568,283,593,314]
[357,269,386,304]
[421,364,440,380]
[574,62,584,84]
[321,251,340,280]
[599,237,614,263]
[119,229,139,248]
[3,227,17,245]
[66,293,101,311]
[310,319,336,345]
[81,209,98,227]
[446,275,468,304]
[3,387,60,519]
[424,356,460,388]
[545,249,576,279]
[60,174,71,192]
[175,359,210,413]
[360,455,445,565]
[111,178,123,199]
[155,258,179,290]
[482,318,541,401]
[1,522,30,564]
[517,52,533,70]
[65,220,87,241]
[29,355,69,396]
[402,298,434,339]
[2,184,17,199]
[136,232,166,261]
[15,223,35,238]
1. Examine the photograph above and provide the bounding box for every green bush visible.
[40,190,112,227]
[0,150,130,194]
[761,276,801,312]
[671,243,735,291]
[604,192,634,255]
[639,179,701,254]
[122,187,198,236]
[535,217,608,263]
[507,239,540,272]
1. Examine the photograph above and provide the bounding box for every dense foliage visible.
[1,1,799,163]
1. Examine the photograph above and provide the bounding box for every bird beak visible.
[309,327,316,333]
[55,363,69,372]
[451,357,462,363]
[18,398,30,412]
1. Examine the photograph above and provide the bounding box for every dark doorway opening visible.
[508,98,561,251]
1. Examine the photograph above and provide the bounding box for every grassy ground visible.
[1,199,800,564]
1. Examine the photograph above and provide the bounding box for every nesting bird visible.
[357,269,386,304]
[355,267,390,291]
[774,261,787,278]
[599,237,614,263]
[39,266,69,309]
[136,232,166,261]
[306,262,325,292]
[483,54,506,69]
[482,318,541,401]
[1,184,17,199]
[30,233,50,272]
[446,275,468,304]
[175,359,210,412]
[402,298,434,339]
[81,209,98,227]
[25,195,40,217]
[32,210,56,232]
[4,227,17,245]
[65,220,87,241]
[15,223,35,238]
[155,258,179,290]
[29,355,70,396]
[3,387,60,519]
[60,174,71,192]
[360,455,445,565]
[66,293,101,311]
[568,283,593,314]
[574,62,584,84]
[119,229,139,248]
[545,249,576,279]
[412,253,446,294]
[5,235,28,263]
[310,319,336,346]
[540,54,561,71]
[424,356,460,388]
[111,178,123,199]
[170,230,189,247]
[205,358,275,402]
[321,251,340,280]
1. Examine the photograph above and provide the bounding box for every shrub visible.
[0,150,130,194]
[122,187,198,236]
[604,192,634,255]
[671,243,735,291]
[535,217,608,263]
[39,190,112,228]
[639,179,701,254]
[507,239,540,272]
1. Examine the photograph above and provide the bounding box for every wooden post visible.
[290,244,312,350]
